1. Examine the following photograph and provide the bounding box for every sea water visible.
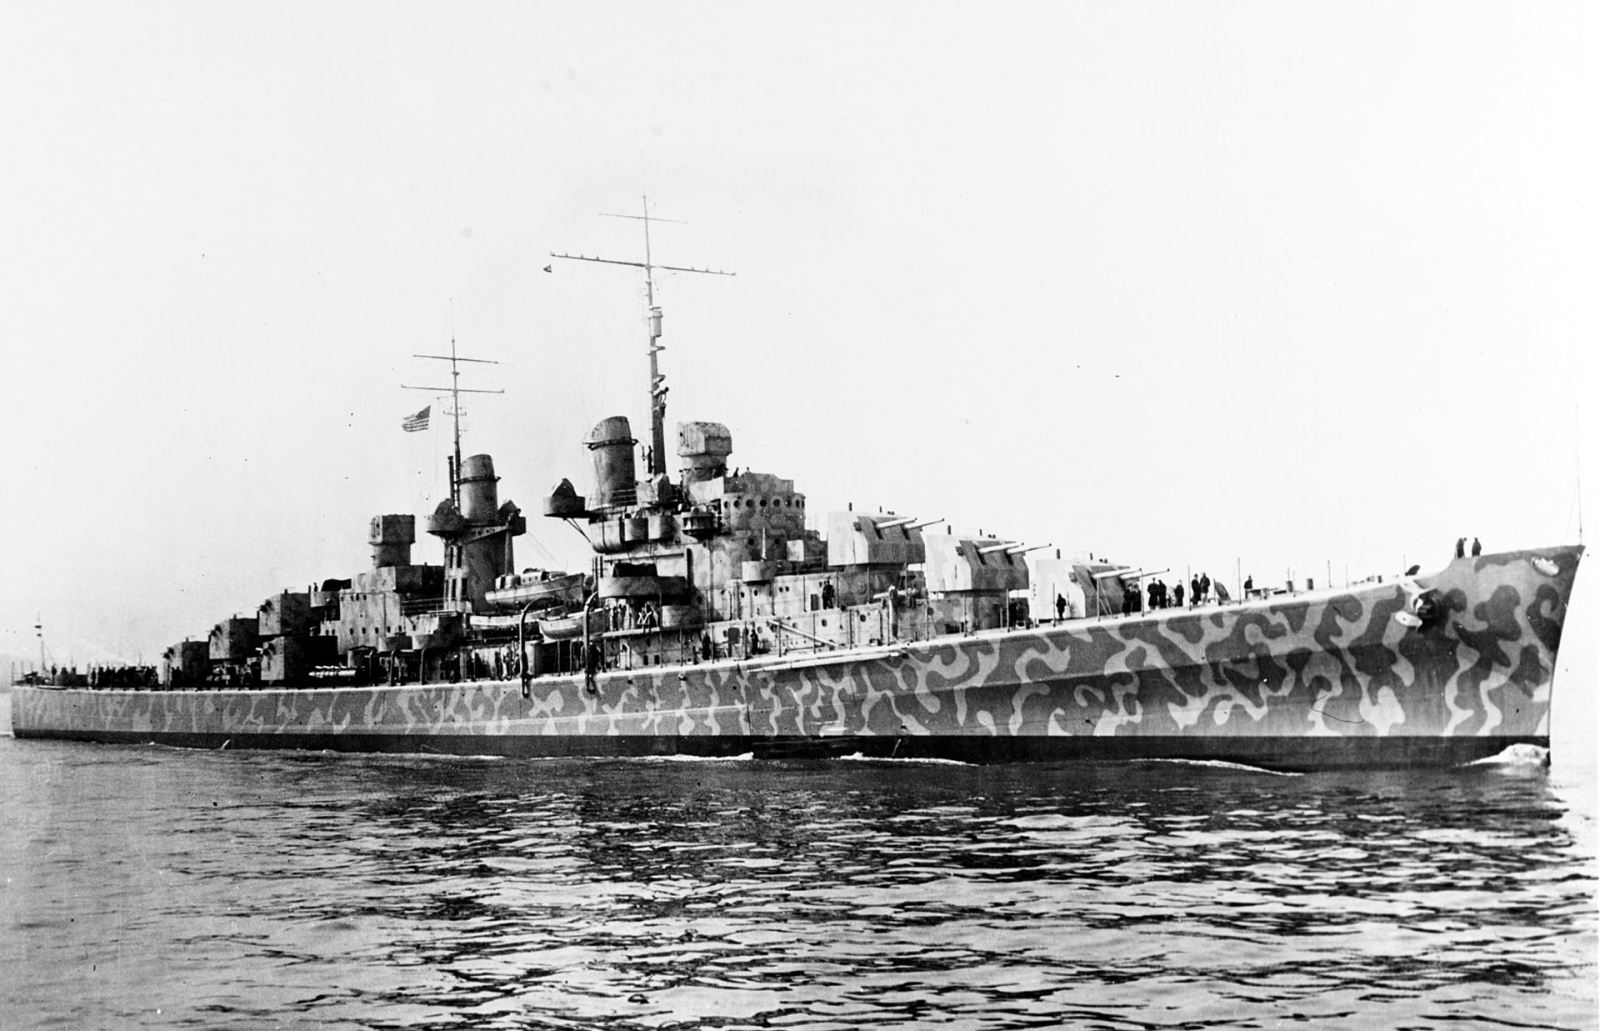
[1,693,1594,1030]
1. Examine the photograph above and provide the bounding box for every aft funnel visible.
[587,416,638,509]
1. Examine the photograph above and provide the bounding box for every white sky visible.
[0,3,1594,708]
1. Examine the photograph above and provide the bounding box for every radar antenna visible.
[551,194,735,478]
[404,330,504,506]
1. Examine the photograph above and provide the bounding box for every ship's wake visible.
[633,752,756,763]
[1461,743,1551,769]
[1136,758,1303,777]
[838,753,973,766]
[403,748,507,761]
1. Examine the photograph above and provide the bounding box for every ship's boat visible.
[10,215,1586,770]
[484,570,586,612]
[535,609,607,641]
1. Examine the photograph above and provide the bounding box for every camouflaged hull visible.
[11,546,1582,770]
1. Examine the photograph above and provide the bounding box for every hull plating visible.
[12,546,1581,770]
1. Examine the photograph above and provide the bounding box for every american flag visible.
[401,405,430,433]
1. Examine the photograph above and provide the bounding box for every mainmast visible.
[403,335,503,505]
[551,194,735,478]
[405,333,521,615]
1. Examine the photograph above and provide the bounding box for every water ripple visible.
[0,730,1593,1030]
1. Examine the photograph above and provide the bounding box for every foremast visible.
[550,194,736,478]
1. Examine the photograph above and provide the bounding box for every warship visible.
[10,213,1585,770]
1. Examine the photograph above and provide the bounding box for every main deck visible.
[13,546,1580,770]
